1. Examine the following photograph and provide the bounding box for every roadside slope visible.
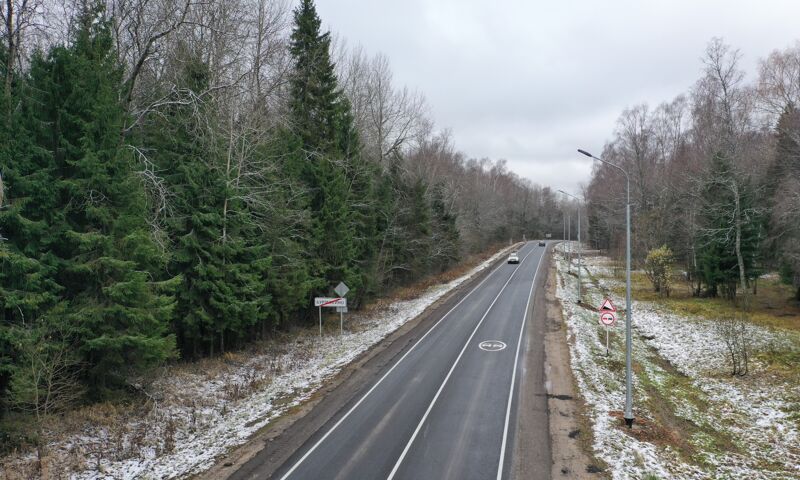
[0,246,518,480]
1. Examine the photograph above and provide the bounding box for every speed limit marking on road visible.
[600,311,616,326]
[479,340,507,352]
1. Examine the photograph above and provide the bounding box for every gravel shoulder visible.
[542,251,606,479]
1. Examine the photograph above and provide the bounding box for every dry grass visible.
[598,259,800,382]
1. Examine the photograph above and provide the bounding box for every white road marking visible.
[479,340,507,352]
[277,245,529,480]
[386,247,537,480]
[496,247,544,480]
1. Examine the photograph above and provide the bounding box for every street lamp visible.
[578,148,634,428]
[558,190,582,303]
[563,210,571,271]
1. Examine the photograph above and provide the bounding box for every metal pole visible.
[624,178,633,427]
[340,311,343,336]
[606,326,609,356]
[559,189,582,302]
[319,306,322,337]
[563,211,567,260]
[567,211,572,272]
[578,202,582,302]
[577,149,634,428]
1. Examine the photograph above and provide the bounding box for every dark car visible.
[538,241,546,247]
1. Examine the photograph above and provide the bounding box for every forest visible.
[585,38,800,302]
[0,0,566,430]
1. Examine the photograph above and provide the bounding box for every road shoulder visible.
[543,249,604,479]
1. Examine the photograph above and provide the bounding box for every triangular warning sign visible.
[599,298,616,312]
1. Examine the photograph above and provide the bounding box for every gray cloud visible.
[316,0,800,194]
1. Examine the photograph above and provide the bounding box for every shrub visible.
[644,245,674,297]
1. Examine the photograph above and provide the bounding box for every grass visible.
[605,265,800,382]
[641,349,742,463]
[606,267,800,333]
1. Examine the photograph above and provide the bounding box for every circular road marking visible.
[479,340,507,352]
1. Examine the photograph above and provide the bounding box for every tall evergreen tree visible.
[770,105,800,299]
[697,153,761,298]
[287,0,371,302]
[7,4,176,395]
[0,34,63,413]
[137,53,273,356]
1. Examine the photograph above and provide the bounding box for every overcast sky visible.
[315,0,800,194]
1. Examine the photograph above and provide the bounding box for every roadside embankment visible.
[554,243,799,479]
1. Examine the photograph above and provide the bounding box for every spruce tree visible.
[770,106,800,297]
[697,153,761,298]
[21,5,175,395]
[0,44,63,413]
[288,0,368,301]
[139,53,275,356]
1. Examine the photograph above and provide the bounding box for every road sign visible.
[314,297,347,307]
[600,311,616,326]
[334,282,349,297]
[336,306,348,313]
[599,297,616,312]
[546,233,552,238]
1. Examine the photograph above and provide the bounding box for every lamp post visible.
[578,148,634,428]
[559,190,582,303]
[562,210,571,266]
[567,210,572,273]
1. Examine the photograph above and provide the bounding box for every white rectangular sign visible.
[314,297,347,307]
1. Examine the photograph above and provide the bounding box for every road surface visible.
[230,242,550,480]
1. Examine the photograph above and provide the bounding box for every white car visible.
[507,252,520,264]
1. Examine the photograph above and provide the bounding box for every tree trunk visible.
[732,182,747,297]
[4,0,15,100]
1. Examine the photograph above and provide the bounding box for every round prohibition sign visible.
[600,311,616,326]
[479,340,507,352]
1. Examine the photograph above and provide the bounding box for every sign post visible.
[314,296,348,336]
[599,298,617,355]
[334,282,349,336]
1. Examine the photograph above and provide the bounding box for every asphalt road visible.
[233,242,549,480]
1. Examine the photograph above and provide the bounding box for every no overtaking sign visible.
[599,297,616,326]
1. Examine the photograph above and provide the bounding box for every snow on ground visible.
[555,243,800,479]
[1,248,512,480]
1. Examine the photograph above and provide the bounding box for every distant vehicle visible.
[538,241,546,247]
[507,252,520,264]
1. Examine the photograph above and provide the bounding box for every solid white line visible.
[278,246,525,480]
[386,247,537,480]
[496,248,544,480]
